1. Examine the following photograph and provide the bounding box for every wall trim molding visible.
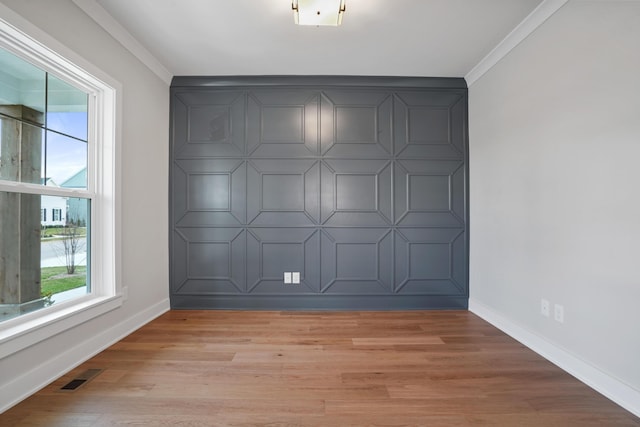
[469,298,640,418]
[0,298,170,413]
[465,0,569,87]
[171,75,468,89]
[71,0,172,85]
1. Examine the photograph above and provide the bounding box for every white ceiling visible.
[91,0,544,78]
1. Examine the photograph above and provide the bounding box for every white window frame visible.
[0,17,122,358]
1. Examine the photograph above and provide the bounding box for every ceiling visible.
[91,0,544,78]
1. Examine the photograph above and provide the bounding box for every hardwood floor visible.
[2,311,638,426]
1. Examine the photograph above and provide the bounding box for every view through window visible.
[0,45,91,322]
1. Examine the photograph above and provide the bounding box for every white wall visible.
[469,0,640,411]
[0,0,169,410]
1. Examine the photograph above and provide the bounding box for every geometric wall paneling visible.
[170,76,468,310]
[246,228,320,293]
[247,159,319,226]
[320,91,392,158]
[394,91,465,159]
[394,159,465,227]
[320,228,393,294]
[172,90,245,158]
[394,228,466,295]
[247,90,319,157]
[320,159,392,226]
[173,159,246,227]
[172,227,246,294]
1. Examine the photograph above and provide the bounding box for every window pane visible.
[46,130,87,188]
[0,192,90,322]
[0,115,44,184]
[47,74,88,141]
[0,47,46,122]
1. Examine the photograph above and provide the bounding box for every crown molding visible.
[465,0,569,87]
[72,0,172,85]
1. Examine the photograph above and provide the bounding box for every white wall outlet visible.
[541,299,550,317]
[292,272,300,284]
[554,304,564,323]
[284,272,292,284]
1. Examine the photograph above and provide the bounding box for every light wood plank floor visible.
[2,311,639,426]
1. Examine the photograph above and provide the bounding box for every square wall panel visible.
[409,243,450,279]
[188,242,230,278]
[262,106,304,143]
[262,243,304,278]
[336,243,377,279]
[408,175,450,211]
[188,106,230,142]
[262,174,304,211]
[336,174,377,211]
[336,107,376,143]
[408,108,449,143]
[188,174,230,211]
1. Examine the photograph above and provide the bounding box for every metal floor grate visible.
[60,368,103,391]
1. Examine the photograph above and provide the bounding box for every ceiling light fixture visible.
[292,0,346,26]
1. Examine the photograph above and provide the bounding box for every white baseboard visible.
[0,298,170,413]
[469,298,640,418]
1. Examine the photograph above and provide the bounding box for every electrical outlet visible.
[292,272,300,284]
[554,304,564,323]
[284,272,292,284]
[541,299,550,317]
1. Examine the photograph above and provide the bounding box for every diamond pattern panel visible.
[173,90,245,158]
[395,159,465,227]
[394,92,465,159]
[247,228,320,293]
[321,228,392,294]
[321,91,392,158]
[173,228,245,294]
[247,159,319,225]
[394,228,466,295]
[321,159,392,226]
[173,159,246,226]
[248,90,318,157]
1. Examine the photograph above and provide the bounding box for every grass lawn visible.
[41,266,87,296]
[41,227,87,239]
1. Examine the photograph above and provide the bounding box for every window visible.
[0,17,120,355]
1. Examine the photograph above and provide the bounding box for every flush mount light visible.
[292,0,346,26]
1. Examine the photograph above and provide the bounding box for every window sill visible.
[0,294,123,359]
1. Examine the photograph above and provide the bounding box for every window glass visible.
[47,74,88,141]
[0,115,44,184]
[46,130,87,188]
[0,46,45,120]
[0,193,90,322]
[0,44,92,323]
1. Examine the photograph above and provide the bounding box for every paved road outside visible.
[41,237,87,268]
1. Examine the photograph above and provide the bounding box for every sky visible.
[44,112,87,186]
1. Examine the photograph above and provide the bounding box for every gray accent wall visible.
[170,76,468,310]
